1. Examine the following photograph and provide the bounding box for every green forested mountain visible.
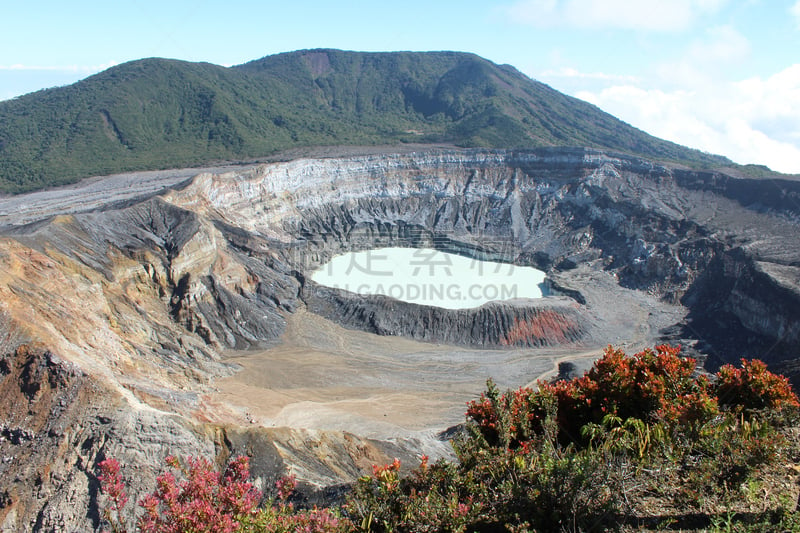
[0,49,731,193]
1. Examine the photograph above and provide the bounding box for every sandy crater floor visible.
[213,265,687,451]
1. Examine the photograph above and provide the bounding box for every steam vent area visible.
[1,147,800,528]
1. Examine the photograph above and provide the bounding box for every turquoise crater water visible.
[311,247,547,310]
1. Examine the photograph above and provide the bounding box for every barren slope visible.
[1,147,799,530]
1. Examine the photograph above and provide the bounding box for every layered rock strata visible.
[0,147,798,530]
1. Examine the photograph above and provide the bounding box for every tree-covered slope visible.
[0,49,732,193]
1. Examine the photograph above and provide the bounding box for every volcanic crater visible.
[1,147,800,530]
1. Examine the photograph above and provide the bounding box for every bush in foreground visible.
[98,455,350,533]
[99,346,800,532]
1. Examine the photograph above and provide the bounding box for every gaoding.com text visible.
[327,282,520,302]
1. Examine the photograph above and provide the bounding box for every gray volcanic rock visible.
[0,346,410,531]
[0,147,799,530]
[305,284,586,347]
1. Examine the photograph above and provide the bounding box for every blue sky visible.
[2,0,799,173]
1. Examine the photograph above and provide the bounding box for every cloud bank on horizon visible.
[510,0,800,174]
[1,0,798,174]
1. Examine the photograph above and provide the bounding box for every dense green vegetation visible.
[100,346,800,532]
[0,49,734,193]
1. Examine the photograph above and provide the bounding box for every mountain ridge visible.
[0,49,737,194]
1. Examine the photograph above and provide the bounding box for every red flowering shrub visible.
[716,358,800,411]
[96,346,800,533]
[98,458,129,533]
[98,455,350,533]
[467,345,797,449]
[274,474,296,502]
[586,345,703,419]
[138,455,261,533]
[465,391,500,444]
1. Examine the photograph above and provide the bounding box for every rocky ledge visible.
[305,283,586,348]
[0,147,799,530]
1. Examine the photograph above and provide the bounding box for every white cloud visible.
[506,0,727,31]
[574,64,800,174]
[654,25,750,89]
[543,25,799,173]
[792,1,800,27]
[687,25,750,63]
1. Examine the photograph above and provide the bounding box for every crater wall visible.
[161,148,800,364]
[1,147,800,530]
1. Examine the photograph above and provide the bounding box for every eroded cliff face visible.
[160,148,800,356]
[0,344,217,531]
[1,148,799,530]
[0,343,413,531]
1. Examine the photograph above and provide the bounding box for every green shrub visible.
[99,346,800,532]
